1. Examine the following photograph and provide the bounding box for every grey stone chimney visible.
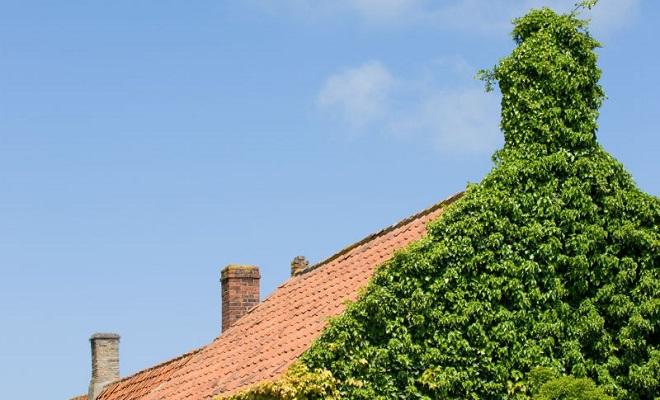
[88,333,120,400]
[290,256,309,276]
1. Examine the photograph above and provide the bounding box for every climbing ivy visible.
[225,3,659,400]
[222,363,339,400]
[528,367,613,400]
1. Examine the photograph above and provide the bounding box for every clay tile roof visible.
[97,348,202,400]
[70,395,88,400]
[90,193,462,400]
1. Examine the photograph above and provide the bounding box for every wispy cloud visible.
[317,57,501,154]
[388,87,500,154]
[317,61,396,129]
[249,0,639,34]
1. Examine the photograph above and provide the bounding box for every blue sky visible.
[0,1,657,398]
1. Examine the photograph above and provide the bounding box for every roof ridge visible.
[298,191,463,276]
[216,192,463,330]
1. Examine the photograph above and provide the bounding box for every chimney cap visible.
[90,333,120,341]
[221,264,260,280]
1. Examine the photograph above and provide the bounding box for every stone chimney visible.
[88,333,120,400]
[290,256,309,276]
[221,265,260,332]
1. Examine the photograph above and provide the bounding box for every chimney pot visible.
[88,333,120,400]
[291,256,309,276]
[221,265,260,332]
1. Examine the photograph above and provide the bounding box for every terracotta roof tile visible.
[91,193,461,400]
[96,348,201,400]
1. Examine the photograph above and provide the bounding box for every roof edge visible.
[96,346,203,398]
[299,191,464,276]
[227,191,464,325]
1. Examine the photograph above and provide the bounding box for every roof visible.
[82,193,462,400]
[97,349,201,400]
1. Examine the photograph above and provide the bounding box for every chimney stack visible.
[290,256,309,276]
[88,333,120,400]
[221,265,260,332]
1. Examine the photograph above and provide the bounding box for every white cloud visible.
[317,58,501,154]
[389,88,500,153]
[317,61,396,129]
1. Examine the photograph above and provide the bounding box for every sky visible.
[0,0,657,398]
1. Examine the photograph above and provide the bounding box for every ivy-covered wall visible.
[224,3,659,399]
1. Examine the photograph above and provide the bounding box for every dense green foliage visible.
[222,363,339,400]
[295,6,659,400]
[528,367,612,399]
[534,376,612,400]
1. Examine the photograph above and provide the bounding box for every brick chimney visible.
[290,256,309,276]
[221,265,260,332]
[88,333,120,400]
